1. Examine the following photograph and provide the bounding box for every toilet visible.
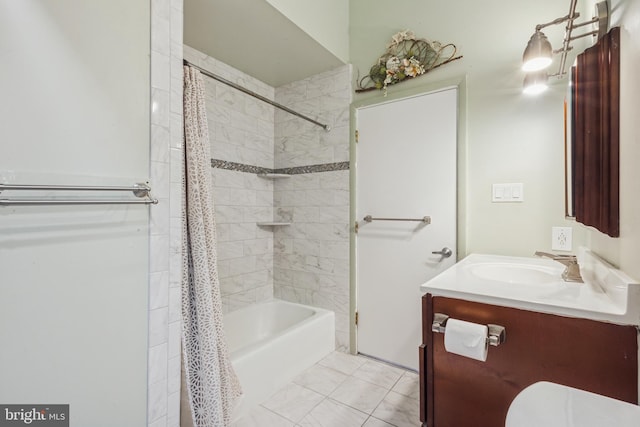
[506,381,640,427]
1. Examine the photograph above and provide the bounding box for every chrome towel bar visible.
[0,199,158,206]
[0,182,158,206]
[363,215,431,224]
[432,313,506,347]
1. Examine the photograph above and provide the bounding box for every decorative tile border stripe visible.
[210,159,271,174]
[276,162,350,175]
[211,159,349,175]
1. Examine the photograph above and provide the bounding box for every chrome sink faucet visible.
[534,251,584,283]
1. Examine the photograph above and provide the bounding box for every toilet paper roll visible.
[444,318,489,362]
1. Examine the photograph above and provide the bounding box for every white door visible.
[356,88,457,370]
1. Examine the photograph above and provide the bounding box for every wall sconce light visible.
[522,31,553,72]
[521,0,609,94]
[523,71,549,95]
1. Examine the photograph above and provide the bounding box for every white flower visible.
[387,30,417,47]
[386,56,401,73]
[403,57,425,77]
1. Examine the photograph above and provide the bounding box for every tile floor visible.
[231,351,421,427]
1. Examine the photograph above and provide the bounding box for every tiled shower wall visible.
[183,45,276,312]
[182,45,352,350]
[148,0,183,426]
[273,66,352,351]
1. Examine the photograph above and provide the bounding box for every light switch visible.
[492,183,524,203]
[511,183,524,201]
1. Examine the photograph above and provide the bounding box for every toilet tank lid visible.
[506,381,640,427]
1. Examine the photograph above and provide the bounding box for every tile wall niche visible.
[182,45,352,351]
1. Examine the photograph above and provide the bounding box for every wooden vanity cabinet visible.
[420,294,638,427]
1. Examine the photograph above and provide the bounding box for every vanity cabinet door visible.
[420,294,638,427]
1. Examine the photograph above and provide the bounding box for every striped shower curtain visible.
[181,65,242,426]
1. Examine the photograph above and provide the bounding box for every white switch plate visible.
[492,183,524,202]
[552,227,572,251]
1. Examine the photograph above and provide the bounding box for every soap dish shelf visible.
[257,173,291,179]
[257,222,291,226]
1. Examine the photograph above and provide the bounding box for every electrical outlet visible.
[552,227,572,251]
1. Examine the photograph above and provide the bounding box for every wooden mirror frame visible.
[569,27,620,237]
[564,77,575,219]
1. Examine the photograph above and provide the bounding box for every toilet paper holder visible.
[432,313,506,347]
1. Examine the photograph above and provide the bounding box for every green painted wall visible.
[350,0,587,258]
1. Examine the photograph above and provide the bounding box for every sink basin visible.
[420,248,640,325]
[466,262,560,286]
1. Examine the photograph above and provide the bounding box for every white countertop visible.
[420,248,640,325]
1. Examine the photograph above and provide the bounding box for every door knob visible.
[432,247,453,258]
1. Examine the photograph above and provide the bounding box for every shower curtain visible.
[181,65,242,427]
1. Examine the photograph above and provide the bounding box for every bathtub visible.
[225,299,335,420]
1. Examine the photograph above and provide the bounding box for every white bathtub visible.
[225,299,335,420]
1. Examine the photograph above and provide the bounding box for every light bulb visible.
[522,31,553,72]
[523,71,549,95]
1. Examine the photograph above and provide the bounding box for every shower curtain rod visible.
[183,60,330,132]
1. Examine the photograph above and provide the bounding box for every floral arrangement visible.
[383,55,426,89]
[357,30,462,95]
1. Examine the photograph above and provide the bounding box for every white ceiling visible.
[184,0,345,87]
